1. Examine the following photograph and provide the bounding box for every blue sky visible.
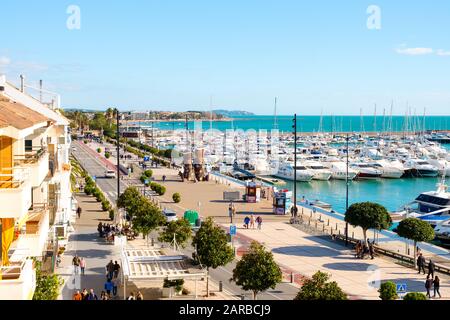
[1,0,450,115]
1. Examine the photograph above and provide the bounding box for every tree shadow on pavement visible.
[322,262,377,271]
[272,246,340,257]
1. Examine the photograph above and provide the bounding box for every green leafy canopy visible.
[396,218,435,243]
[345,202,392,231]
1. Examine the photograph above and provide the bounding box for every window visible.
[25,140,32,152]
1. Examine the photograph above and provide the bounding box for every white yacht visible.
[426,155,450,177]
[404,158,439,177]
[304,161,332,181]
[350,162,382,179]
[392,176,450,228]
[273,162,314,182]
[368,159,405,179]
[325,161,358,180]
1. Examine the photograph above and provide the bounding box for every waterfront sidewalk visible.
[57,193,122,300]
[227,221,450,300]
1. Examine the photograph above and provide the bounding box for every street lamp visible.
[293,114,297,215]
[116,108,121,202]
[345,133,349,246]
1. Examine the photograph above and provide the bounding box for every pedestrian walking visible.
[106,260,114,280]
[250,214,255,229]
[425,276,433,298]
[243,216,250,229]
[100,291,109,300]
[72,290,82,300]
[433,275,441,299]
[104,279,113,296]
[428,259,435,279]
[81,288,89,300]
[77,206,82,219]
[87,289,98,300]
[229,202,233,224]
[72,255,80,274]
[98,222,103,237]
[112,278,118,296]
[290,205,298,218]
[80,257,86,275]
[368,240,375,260]
[113,261,121,278]
[162,175,166,182]
[256,216,262,230]
[417,253,426,274]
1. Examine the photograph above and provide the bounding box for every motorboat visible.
[404,158,439,177]
[368,160,404,179]
[350,162,382,179]
[273,162,314,182]
[324,161,358,180]
[304,161,332,181]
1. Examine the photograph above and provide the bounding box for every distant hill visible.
[212,110,255,117]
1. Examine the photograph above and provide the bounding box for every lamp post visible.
[345,133,349,246]
[116,108,121,205]
[293,114,297,214]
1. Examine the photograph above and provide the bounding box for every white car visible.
[163,209,178,223]
[105,170,116,178]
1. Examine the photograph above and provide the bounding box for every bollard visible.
[219,281,223,292]
[352,232,354,239]
[241,294,245,300]
[338,229,341,235]
[327,219,330,226]
[290,272,294,283]
[302,208,304,215]
[151,238,154,246]
[336,223,338,230]
[319,214,322,221]
[323,224,325,232]
[310,212,312,218]
[308,219,311,226]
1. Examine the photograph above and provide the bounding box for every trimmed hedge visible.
[172,193,181,203]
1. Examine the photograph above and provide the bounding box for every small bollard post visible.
[308,219,311,226]
[319,214,322,221]
[323,224,325,232]
[151,238,154,246]
[338,229,341,235]
[219,281,223,292]
[352,232,354,239]
[327,219,330,226]
[291,272,294,283]
[241,294,245,300]
[336,223,338,230]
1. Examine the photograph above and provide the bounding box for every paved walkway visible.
[58,193,121,300]
[228,221,450,300]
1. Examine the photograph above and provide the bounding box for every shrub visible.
[97,148,101,153]
[172,193,181,203]
[33,261,63,300]
[378,281,398,300]
[102,200,111,212]
[84,185,94,196]
[140,174,150,184]
[83,140,88,144]
[144,170,153,178]
[109,209,115,221]
[163,279,184,292]
[403,292,427,300]
[105,152,111,159]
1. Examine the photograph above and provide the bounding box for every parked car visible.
[105,170,116,178]
[163,209,178,222]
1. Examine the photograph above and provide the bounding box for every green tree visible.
[403,292,427,300]
[345,202,392,244]
[117,187,144,218]
[172,192,181,203]
[378,281,398,300]
[396,218,435,261]
[231,241,282,300]
[158,218,192,248]
[192,217,234,296]
[33,261,63,300]
[132,201,165,242]
[294,271,347,300]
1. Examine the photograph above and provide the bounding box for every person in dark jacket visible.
[87,289,98,300]
[425,276,433,298]
[417,253,426,274]
[427,259,435,278]
[433,276,441,299]
[368,240,375,260]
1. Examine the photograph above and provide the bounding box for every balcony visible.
[0,259,36,300]
[15,204,50,258]
[14,147,49,187]
[0,167,32,219]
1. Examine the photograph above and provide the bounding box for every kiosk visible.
[244,181,261,203]
[273,189,293,215]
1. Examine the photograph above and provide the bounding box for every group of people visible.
[98,222,136,242]
[73,289,102,300]
[354,240,375,260]
[127,291,144,300]
[72,255,87,275]
[417,253,442,298]
[243,214,263,230]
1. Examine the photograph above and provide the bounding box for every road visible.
[71,140,299,300]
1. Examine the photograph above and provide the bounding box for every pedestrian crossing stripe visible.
[396,283,407,293]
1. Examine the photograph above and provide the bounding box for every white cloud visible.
[0,56,11,66]
[437,49,450,56]
[395,47,434,55]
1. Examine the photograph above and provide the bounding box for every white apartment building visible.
[0,74,73,300]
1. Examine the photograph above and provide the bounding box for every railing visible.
[0,167,30,189]
[13,147,47,165]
